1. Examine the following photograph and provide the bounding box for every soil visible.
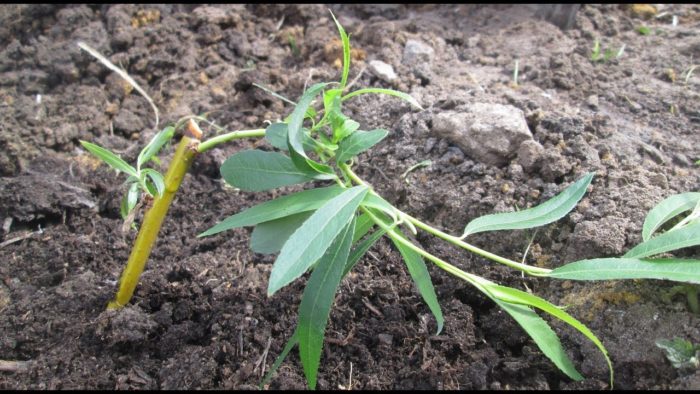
[1,4,699,390]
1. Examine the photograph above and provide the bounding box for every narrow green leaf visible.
[643,192,700,241]
[492,299,583,381]
[253,82,297,106]
[120,182,140,219]
[336,129,389,163]
[141,168,165,197]
[323,89,343,117]
[268,185,369,296]
[333,117,360,143]
[487,284,613,385]
[137,126,175,170]
[288,82,330,158]
[547,257,700,284]
[199,185,344,237]
[260,329,299,389]
[298,218,356,389]
[330,11,350,89]
[344,228,386,277]
[341,88,424,110]
[391,230,444,335]
[251,211,314,254]
[462,173,593,237]
[80,140,138,178]
[265,123,315,152]
[288,145,336,179]
[220,149,319,192]
[624,222,700,258]
[353,212,374,243]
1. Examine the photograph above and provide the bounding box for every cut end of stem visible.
[186,119,203,140]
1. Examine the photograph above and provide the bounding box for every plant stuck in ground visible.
[591,38,625,63]
[80,11,700,390]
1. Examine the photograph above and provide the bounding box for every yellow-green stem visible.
[108,132,200,309]
[198,129,265,153]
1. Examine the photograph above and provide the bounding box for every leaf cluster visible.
[80,126,174,221]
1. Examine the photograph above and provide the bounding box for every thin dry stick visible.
[77,41,160,130]
[0,231,36,249]
[344,65,367,92]
[361,297,384,318]
[0,360,30,373]
[254,337,273,377]
[466,70,485,93]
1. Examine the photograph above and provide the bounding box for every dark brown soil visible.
[1,4,700,390]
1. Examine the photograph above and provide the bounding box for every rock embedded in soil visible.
[191,6,235,27]
[368,59,397,82]
[540,148,573,181]
[402,39,434,66]
[586,94,599,110]
[431,104,534,166]
[565,216,628,261]
[517,139,545,172]
[403,39,435,83]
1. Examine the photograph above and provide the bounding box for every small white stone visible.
[432,103,533,166]
[368,60,397,82]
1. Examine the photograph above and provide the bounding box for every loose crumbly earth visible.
[1,4,699,390]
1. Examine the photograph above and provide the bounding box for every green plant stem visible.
[108,133,201,309]
[359,206,489,289]
[338,163,551,275]
[403,214,551,275]
[198,129,266,153]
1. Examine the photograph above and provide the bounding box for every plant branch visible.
[338,162,551,275]
[108,121,202,309]
[198,129,266,153]
[359,206,490,289]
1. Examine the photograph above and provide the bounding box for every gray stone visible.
[192,6,233,26]
[565,217,628,261]
[432,103,533,166]
[403,39,434,66]
[586,94,599,109]
[639,142,667,164]
[540,149,573,181]
[378,333,393,346]
[517,140,545,171]
[368,60,397,82]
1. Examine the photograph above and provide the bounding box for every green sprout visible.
[656,338,700,371]
[288,34,301,57]
[79,11,700,390]
[591,39,625,63]
[80,125,175,221]
[636,25,652,35]
[591,39,602,61]
[401,159,432,184]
